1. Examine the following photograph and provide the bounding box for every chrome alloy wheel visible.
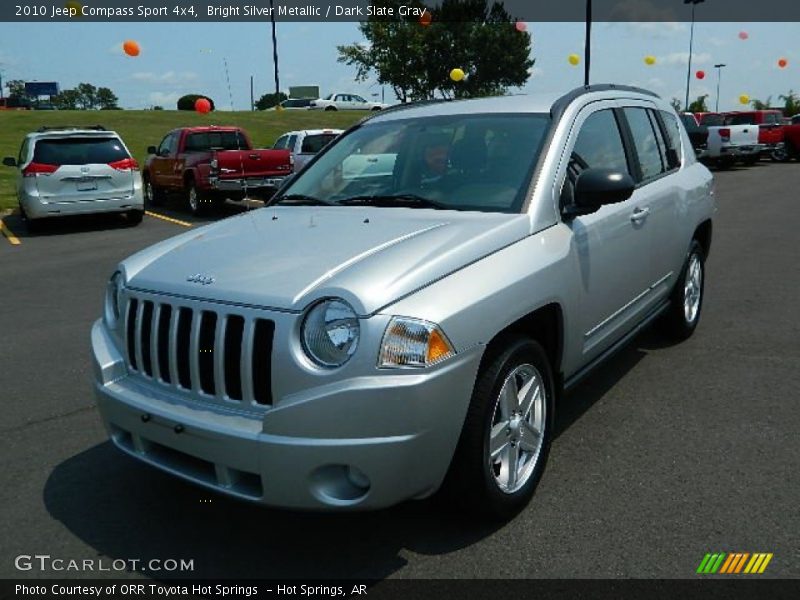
[488,363,546,494]
[684,253,703,325]
[144,180,153,203]
[188,186,199,213]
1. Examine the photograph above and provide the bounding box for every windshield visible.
[276,113,550,213]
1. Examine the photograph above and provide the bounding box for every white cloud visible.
[660,52,712,68]
[528,66,545,79]
[609,1,682,22]
[619,21,686,38]
[148,91,181,107]
[131,71,198,85]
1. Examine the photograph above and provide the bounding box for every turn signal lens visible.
[378,317,455,369]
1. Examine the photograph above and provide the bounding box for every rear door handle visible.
[630,207,650,223]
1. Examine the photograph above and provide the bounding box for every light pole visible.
[269,0,280,97]
[714,63,726,112]
[684,0,705,110]
[584,0,592,86]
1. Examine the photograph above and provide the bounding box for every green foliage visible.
[670,98,683,112]
[52,89,81,110]
[750,96,772,110]
[778,91,800,117]
[687,94,709,113]
[256,92,288,111]
[97,87,120,110]
[177,94,216,111]
[76,83,98,110]
[337,0,533,100]
[6,79,27,99]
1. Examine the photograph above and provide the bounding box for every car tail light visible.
[22,162,59,177]
[108,158,139,171]
[718,128,731,142]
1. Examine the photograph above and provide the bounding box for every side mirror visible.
[564,168,635,218]
[3,157,17,167]
[147,146,158,155]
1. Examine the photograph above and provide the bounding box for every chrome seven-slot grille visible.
[124,294,274,408]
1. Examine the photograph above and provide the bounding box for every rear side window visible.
[301,134,338,154]
[661,111,686,164]
[623,108,664,181]
[32,137,129,165]
[185,131,246,152]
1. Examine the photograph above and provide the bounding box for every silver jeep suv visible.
[3,126,144,229]
[92,85,714,518]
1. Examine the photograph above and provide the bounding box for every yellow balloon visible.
[739,94,750,105]
[568,54,580,66]
[450,68,465,82]
[644,55,656,66]
[65,0,82,16]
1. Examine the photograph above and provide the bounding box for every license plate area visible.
[77,178,98,191]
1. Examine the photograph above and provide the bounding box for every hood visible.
[125,207,530,315]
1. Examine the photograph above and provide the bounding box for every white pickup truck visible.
[705,122,763,168]
[273,129,343,171]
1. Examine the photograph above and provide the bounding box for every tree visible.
[6,79,28,102]
[337,0,533,101]
[76,82,97,110]
[750,96,772,110]
[256,91,287,110]
[687,94,709,113]
[670,98,683,112]
[96,87,120,110]
[52,89,81,110]
[177,94,215,111]
[779,90,800,117]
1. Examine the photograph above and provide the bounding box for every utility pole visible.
[684,0,706,110]
[0,68,5,100]
[250,75,254,111]
[714,63,726,112]
[584,0,592,86]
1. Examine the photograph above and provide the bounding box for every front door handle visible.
[630,207,650,223]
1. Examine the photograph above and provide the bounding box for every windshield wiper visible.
[271,194,335,207]
[336,194,447,210]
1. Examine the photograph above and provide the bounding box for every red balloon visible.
[194,98,212,114]
[419,11,432,26]
[515,21,527,33]
[778,58,788,69]
[696,70,706,80]
[738,31,749,40]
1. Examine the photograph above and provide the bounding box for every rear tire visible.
[661,240,705,341]
[126,209,144,226]
[185,180,211,216]
[442,336,555,520]
[324,106,337,111]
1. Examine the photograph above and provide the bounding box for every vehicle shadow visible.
[1,211,139,238]
[44,328,656,581]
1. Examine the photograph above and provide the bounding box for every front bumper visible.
[91,319,483,510]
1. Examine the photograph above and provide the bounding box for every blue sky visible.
[0,21,797,111]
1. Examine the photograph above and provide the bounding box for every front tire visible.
[442,336,555,520]
[324,106,337,111]
[662,240,705,341]
[143,175,165,207]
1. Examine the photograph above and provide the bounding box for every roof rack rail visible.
[36,125,107,132]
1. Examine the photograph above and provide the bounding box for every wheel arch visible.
[694,219,713,260]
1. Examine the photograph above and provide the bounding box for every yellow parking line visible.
[0,218,21,245]
[145,211,193,228]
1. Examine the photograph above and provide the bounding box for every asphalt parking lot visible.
[1,163,798,581]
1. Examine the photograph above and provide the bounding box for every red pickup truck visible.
[783,124,800,160]
[724,110,787,161]
[143,126,292,214]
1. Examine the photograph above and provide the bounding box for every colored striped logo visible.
[697,552,773,574]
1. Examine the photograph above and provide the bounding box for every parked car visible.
[792,115,800,125]
[705,122,762,168]
[724,110,788,161]
[2,125,143,230]
[92,85,714,519]
[142,126,293,215]
[782,123,800,159]
[273,129,343,171]
[274,98,312,110]
[309,93,388,111]
[0,97,31,110]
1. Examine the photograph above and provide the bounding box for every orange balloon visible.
[122,40,140,57]
[778,58,788,69]
[419,11,432,26]
[195,98,212,114]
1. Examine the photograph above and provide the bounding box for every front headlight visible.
[104,271,125,327]
[301,299,360,367]
[378,317,456,369]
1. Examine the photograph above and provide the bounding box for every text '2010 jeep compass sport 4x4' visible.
[92,85,715,519]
